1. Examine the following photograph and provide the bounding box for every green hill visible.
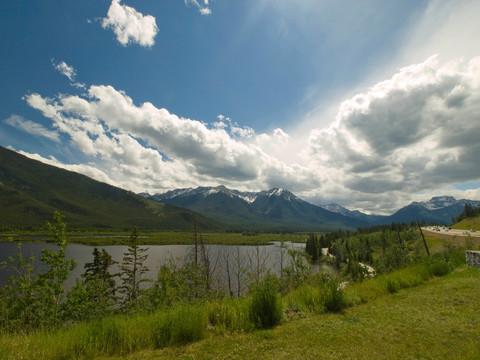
[452,215,480,231]
[0,146,220,231]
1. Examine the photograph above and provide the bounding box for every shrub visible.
[249,276,283,329]
[322,276,347,313]
[207,297,253,333]
[169,305,207,344]
[288,282,324,314]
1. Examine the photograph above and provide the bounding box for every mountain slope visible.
[320,203,387,224]
[144,186,368,231]
[0,146,219,231]
[387,196,480,225]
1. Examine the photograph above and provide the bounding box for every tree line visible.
[306,223,427,281]
[454,203,480,224]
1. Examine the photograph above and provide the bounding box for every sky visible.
[1,0,479,215]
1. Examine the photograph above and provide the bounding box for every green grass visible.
[452,215,480,231]
[0,231,307,246]
[100,268,480,360]
[0,305,209,360]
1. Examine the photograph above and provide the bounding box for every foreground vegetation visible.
[131,268,479,360]
[1,211,479,359]
[0,251,475,360]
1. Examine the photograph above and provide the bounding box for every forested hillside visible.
[0,146,219,231]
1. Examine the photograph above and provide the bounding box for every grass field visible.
[0,231,308,246]
[100,267,479,360]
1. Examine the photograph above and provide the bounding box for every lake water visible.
[0,241,325,293]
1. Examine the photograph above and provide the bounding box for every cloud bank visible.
[24,83,317,195]
[102,0,158,47]
[308,55,480,211]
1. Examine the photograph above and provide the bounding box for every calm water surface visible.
[0,241,319,290]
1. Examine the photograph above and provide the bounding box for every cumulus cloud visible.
[308,55,480,212]
[214,115,255,139]
[3,114,60,142]
[24,84,316,194]
[185,0,212,16]
[19,55,480,213]
[51,59,86,89]
[102,0,158,47]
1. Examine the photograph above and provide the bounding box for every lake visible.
[0,241,329,293]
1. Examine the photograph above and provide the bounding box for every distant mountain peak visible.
[321,203,348,213]
[264,188,297,200]
[268,188,284,196]
[422,196,458,210]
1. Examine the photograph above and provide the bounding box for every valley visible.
[2,145,479,234]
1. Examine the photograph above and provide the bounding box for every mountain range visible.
[1,145,478,232]
[141,185,367,231]
[142,186,480,229]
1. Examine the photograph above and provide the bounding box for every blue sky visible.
[1,0,479,214]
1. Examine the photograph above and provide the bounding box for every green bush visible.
[322,276,347,313]
[249,277,283,329]
[426,260,451,277]
[208,297,253,333]
[287,282,324,314]
[169,305,207,344]
[285,273,348,314]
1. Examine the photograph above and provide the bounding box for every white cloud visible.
[102,0,158,47]
[24,84,316,194]
[23,54,480,213]
[185,0,212,16]
[199,7,212,16]
[17,150,115,186]
[14,2,479,214]
[3,114,60,143]
[51,59,86,89]
[307,55,480,213]
[52,60,75,81]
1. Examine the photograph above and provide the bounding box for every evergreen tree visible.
[84,248,117,297]
[119,228,149,309]
[64,248,118,321]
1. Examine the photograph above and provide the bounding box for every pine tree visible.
[119,228,149,309]
[84,248,117,297]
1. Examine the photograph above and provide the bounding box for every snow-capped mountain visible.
[141,186,367,230]
[388,196,480,224]
[142,187,480,228]
[408,196,480,212]
[415,196,458,211]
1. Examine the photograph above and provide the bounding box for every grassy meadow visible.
[137,267,479,360]
[0,230,307,246]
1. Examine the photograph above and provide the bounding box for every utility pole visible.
[416,217,430,256]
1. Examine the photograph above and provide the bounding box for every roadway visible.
[422,226,480,238]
